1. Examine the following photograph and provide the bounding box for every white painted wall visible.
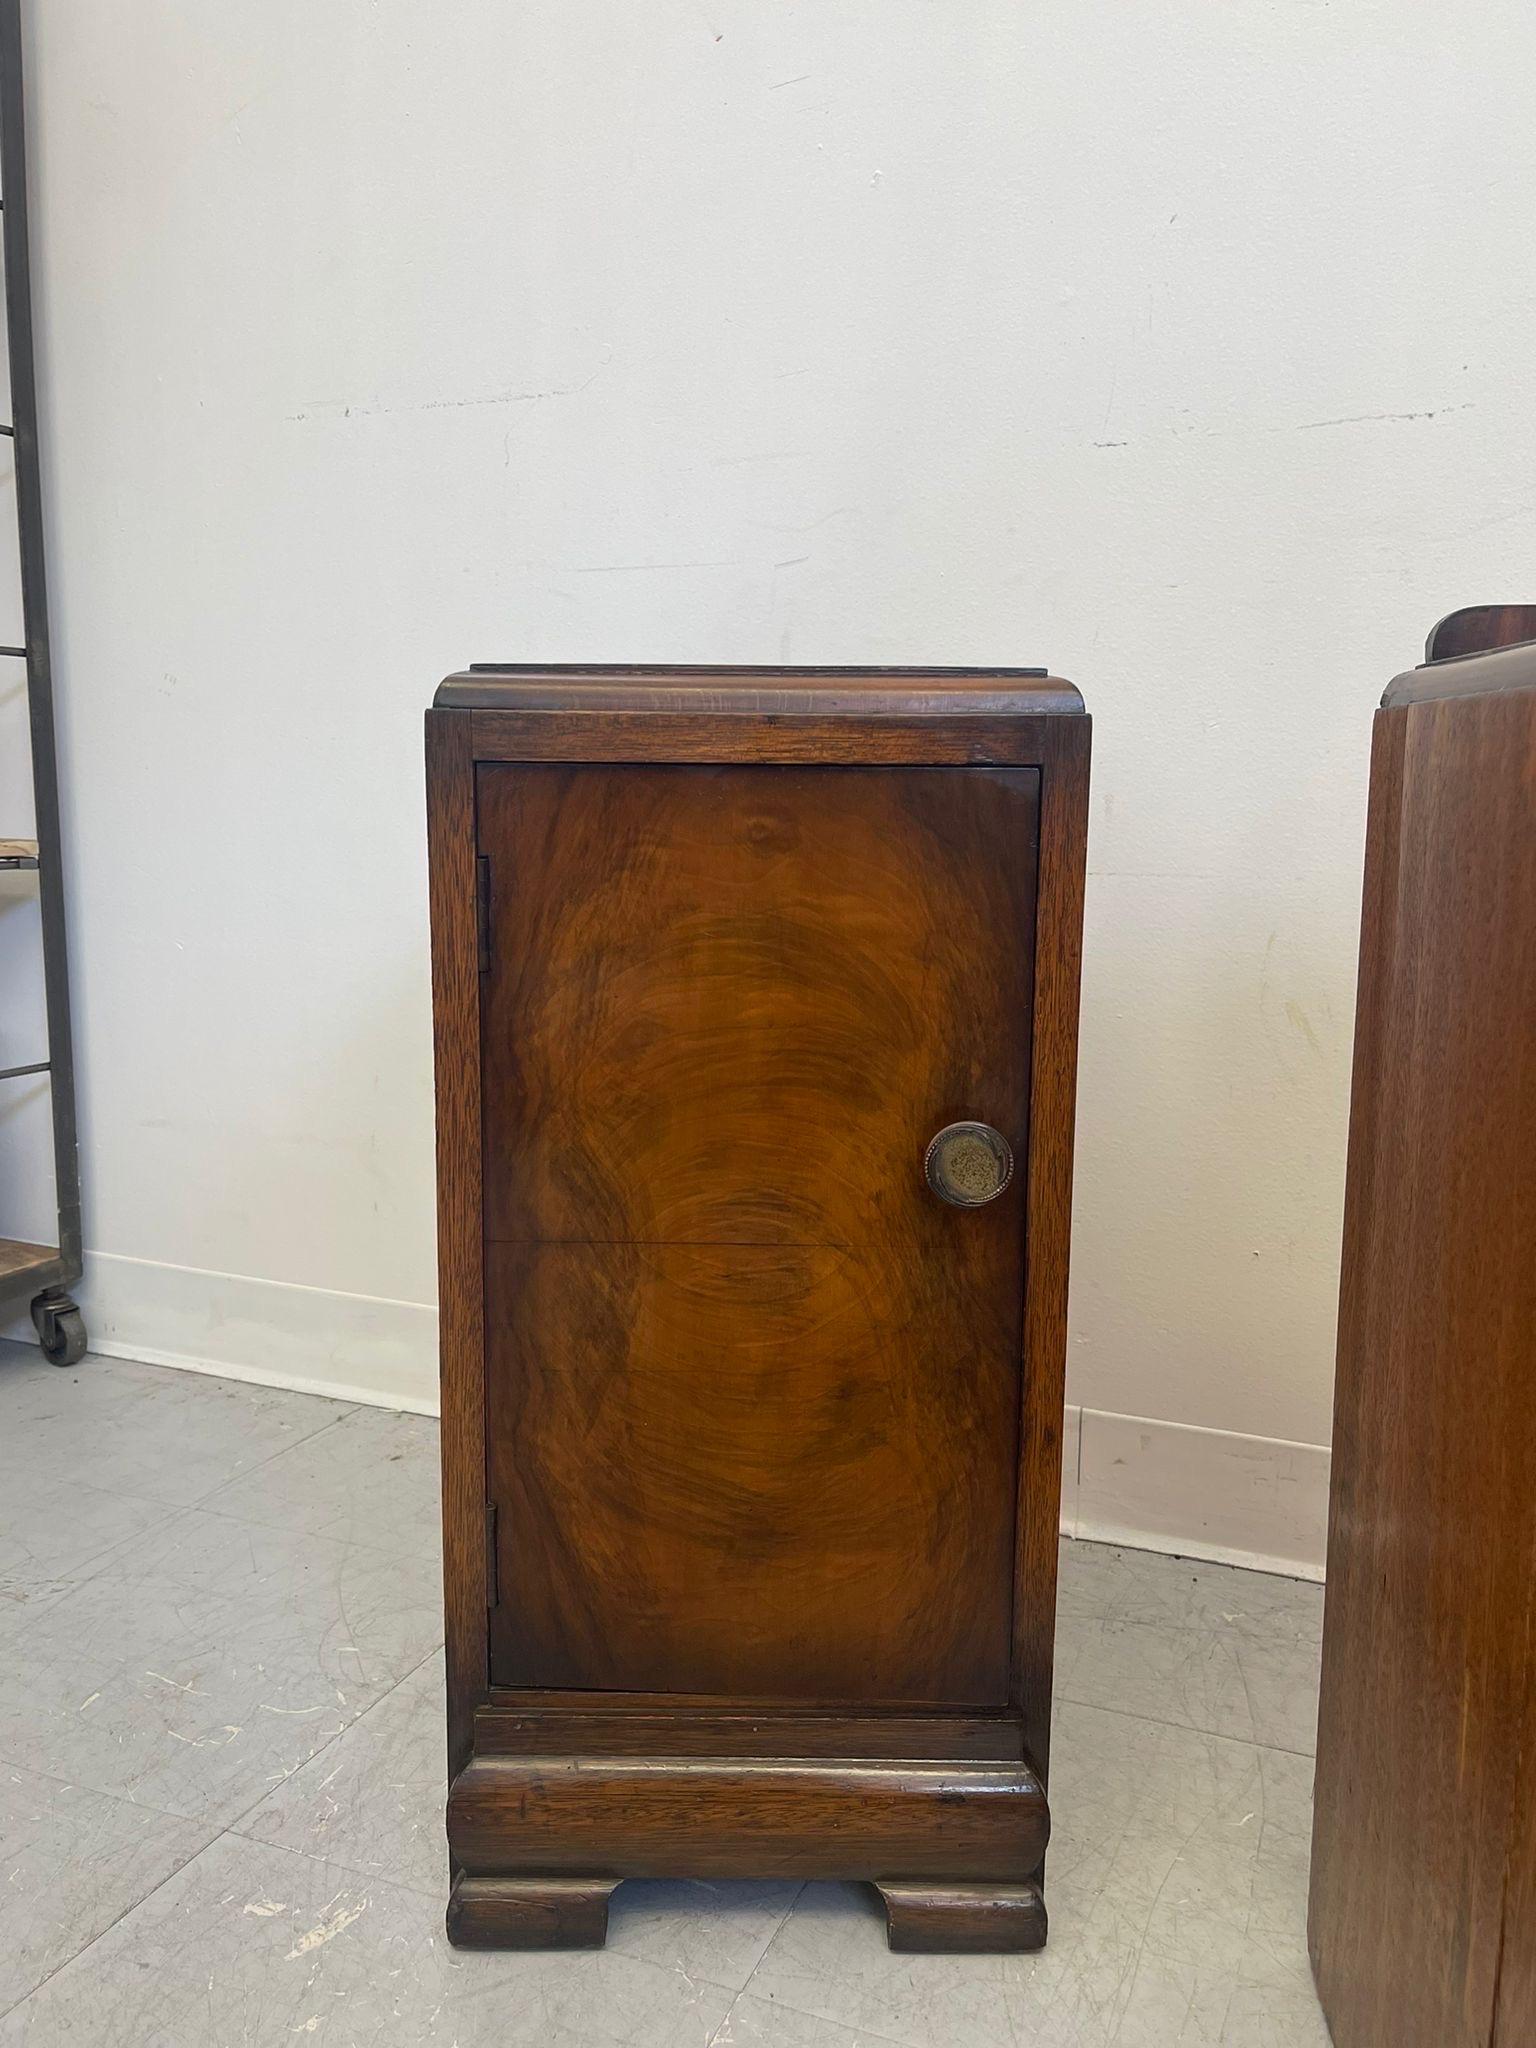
[9,3,1534,1565]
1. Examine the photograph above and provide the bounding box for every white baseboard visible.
[1062,1404,1330,1581]
[70,1250,439,1415]
[24,1251,1330,1578]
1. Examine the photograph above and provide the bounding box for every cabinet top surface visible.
[435,664,1084,718]
[1384,635,1536,709]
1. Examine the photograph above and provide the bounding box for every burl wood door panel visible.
[478,765,1039,1703]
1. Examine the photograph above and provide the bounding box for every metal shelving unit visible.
[0,0,83,1365]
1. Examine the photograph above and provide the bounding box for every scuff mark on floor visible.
[145,1670,205,1695]
[285,1896,370,1959]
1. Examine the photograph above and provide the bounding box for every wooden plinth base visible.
[445,1873,1046,1955]
[445,1751,1051,1954]
[875,1878,1047,1953]
[447,1875,619,1950]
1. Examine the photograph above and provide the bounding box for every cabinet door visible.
[478,764,1038,1705]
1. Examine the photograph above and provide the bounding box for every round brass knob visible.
[924,1122,1014,1207]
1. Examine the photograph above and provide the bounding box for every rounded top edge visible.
[432,665,1085,717]
[1383,635,1536,710]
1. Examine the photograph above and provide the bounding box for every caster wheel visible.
[31,1291,87,1367]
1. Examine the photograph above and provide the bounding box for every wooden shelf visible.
[0,837,39,869]
[0,1235,58,1284]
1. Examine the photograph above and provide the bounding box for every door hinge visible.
[475,855,491,975]
[484,1501,499,1609]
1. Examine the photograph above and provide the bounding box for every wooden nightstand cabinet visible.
[1309,623,1536,2048]
[425,666,1090,1954]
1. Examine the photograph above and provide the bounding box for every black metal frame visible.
[0,0,84,1362]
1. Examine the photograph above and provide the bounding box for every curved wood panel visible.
[1424,603,1536,664]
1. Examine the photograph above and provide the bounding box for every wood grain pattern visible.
[1494,1583,1536,2045]
[1309,660,1536,2048]
[875,1879,1047,1954]
[468,708,1072,765]
[449,1755,1049,1880]
[1424,603,1536,663]
[474,1704,1023,1759]
[0,1236,55,1282]
[437,663,1081,718]
[1012,715,1092,1779]
[446,1876,618,1951]
[477,763,1037,1703]
[425,709,488,1777]
[478,764,1037,1250]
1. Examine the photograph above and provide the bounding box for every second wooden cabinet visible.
[1310,630,1536,2047]
[427,666,1090,1953]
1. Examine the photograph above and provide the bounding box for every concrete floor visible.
[0,1342,1331,2046]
